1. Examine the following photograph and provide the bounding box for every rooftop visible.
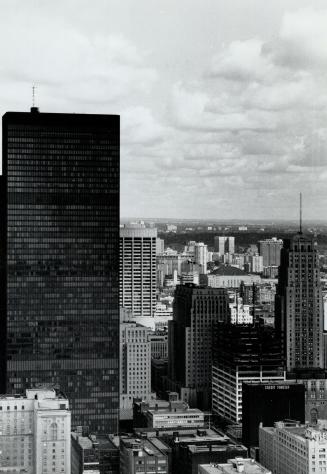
[211,266,248,277]
[199,457,271,473]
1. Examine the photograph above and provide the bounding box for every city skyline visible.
[1,0,327,220]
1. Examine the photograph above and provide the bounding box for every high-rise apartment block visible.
[259,420,327,474]
[0,388,71,473]
[120,321,153,417]
[168,284,230,409]
[258,237,283,267]
[194,242,208,274]
[214,236,235,255]
[275,233,324,372]
[120,224,157,317]
[0,110,120,433]
[212,323,285,423]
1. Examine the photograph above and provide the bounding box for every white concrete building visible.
[250,255,263,273]
[214,236,235,255]
[120,322,154,417]
[259,420,327,474]
[203,266,261,289]
[0,388,71,474]
[194,243,208,274]
[146,404,204,429]
[229,297,252,324]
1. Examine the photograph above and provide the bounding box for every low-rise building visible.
[198,458,271,474]
[259,420,327,474]
[146,402,205,429]
[120,437,168,474]
[202,266,261,289]
[71,433,119,474]
[0,388,71,474]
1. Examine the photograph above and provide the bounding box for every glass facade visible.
[0,110,120,433]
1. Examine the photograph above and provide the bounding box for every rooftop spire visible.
[300,193,302,234]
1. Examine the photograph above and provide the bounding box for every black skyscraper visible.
[0,108,119,433]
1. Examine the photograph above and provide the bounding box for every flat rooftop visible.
[200,458,271,473]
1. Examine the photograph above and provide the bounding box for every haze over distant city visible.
[1,0,327,220]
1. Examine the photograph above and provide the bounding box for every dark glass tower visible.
[0,108,120,433]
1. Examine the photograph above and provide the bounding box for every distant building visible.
[229,296,252,324]
[214,236,235,255]
[194,243,209,274]
[242,381,305,448]
[120,321,153,419]
[198,458,272,474]
[145,400,205,429]
[120,224,157,317]
[166,224,177,233]
[250,255,263,273]
[202,266,261,288]
[168,285,230,409]
[71,433,119,474]
[262,266,279,279]
[212,323,285,424]
[120,437,169,474]
[0,388,70,474]
[156,238,165,255]
[258,238,283,267]
[259,420,327,474]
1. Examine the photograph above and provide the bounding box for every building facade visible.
[259,420,327,474]
[120,437,168,474]
[120,322,153,417]
[0,110,119,433]
[71,432,119,474]
[168,285,230,409]
[120,224,157,317]
[258,238,283,267]
[214,236,235,255]
[0,388,71,473]
[275,233,324,372]
[212,323,285,424]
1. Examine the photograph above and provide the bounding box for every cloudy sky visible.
[1,0,327,220]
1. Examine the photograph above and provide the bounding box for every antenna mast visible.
[300,193,302,234]
[32,85,36,107]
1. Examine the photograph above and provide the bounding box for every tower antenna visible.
[300,193,302,234]
[32,85,36,108]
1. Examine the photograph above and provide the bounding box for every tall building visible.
[259,420,327,474]
[258,237,283,267]
[168,284,230,409]
[194,242,208,274]
[120,224,157,317]
[214,236,235,255]
[212,323,285,424]
[120,321,153,418]
[242,381,305,448]
[275,233,324,372]
[250,255,263,273]
[0,109,120,433]
[0,388,71,473]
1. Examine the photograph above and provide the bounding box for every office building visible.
[258,238,283,267]
[198,458,271,474]
[120,223,157,317]
[144,399,205,429]
[275,233,324,372]
[242,381,305,448]
[259,420,327,474]
[194,243,208,274]
[156,237,165,255]
[120,437,169,474]
[229,296,252,324]
[214,236,235,255]
[0,110,119,433]
[71,432,119,474]
[212,323,285,424]
[0,388,70,473]
[120,321,153,418]
[168,285,230,409]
